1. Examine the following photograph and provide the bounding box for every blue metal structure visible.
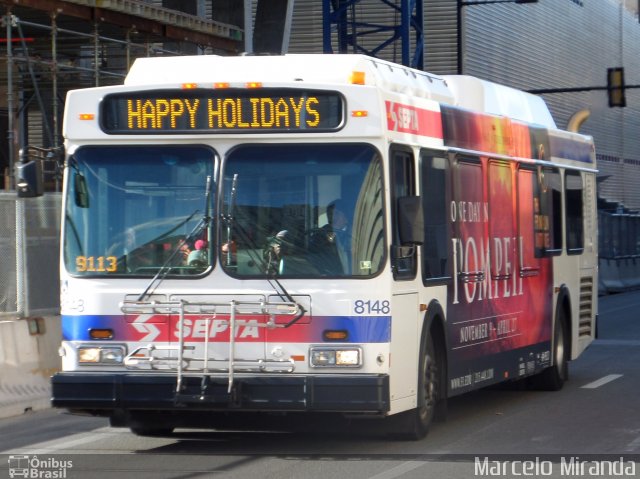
[322,0,424,69]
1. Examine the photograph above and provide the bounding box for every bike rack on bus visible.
[120,298,302,394]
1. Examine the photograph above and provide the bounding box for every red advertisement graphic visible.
[446,109,553,364]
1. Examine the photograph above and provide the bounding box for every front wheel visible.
[390,332,440,440]
[127,414,175,437]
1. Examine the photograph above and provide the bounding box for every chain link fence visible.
[598,210,640,293]
[599,210,640,259]
[0,193,61,318]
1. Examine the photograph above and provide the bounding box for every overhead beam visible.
[2,0,242,51]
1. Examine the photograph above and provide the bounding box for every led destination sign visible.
[101,89,344,134]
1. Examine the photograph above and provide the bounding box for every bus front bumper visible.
[51,372,390,413]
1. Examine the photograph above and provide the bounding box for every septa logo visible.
[131,314,162,341]
[385,101,443,138]
[177,317,262,341]
[127,314,266,342]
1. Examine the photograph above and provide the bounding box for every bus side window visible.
[420,152,449,280]
[452,158,484,282]
[536,167,563,256]
[390,146,417,280]
[488,160,515,281]
[517,167,541,276]
[565,170,584,254]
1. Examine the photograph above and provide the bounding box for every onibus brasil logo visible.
[8,455,73,478]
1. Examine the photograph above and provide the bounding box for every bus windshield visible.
[222,144,385,278]
[63,145,216,277]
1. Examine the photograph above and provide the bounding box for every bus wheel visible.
[390,332,439,440]
[532,313,568,391]
[128,415,175,437]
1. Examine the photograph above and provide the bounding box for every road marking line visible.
[594,339,640,346]
[581,374,623,389]
[625,435,640,452]
[0,427,116,455]
[368,461,426,479]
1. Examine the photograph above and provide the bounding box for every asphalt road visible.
[1,290,639,478]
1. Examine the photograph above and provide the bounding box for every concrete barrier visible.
[0,316,61,419]
[599,258,640,294]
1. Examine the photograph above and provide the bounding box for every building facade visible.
[289,0,640,211]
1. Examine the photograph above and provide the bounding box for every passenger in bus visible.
[121,227,155,272]
[264,230,291,274]
[311,200,352,275]
[187,239,208,267]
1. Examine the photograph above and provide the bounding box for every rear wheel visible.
[532,311,568,391]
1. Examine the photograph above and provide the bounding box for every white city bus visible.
[49,54,597,439]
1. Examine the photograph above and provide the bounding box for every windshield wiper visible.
[222,174,237,267]
[137,175,212,301]
[152,208,201,244]
[220,175,306,327]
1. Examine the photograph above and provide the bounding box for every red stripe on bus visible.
[385,101,443,139]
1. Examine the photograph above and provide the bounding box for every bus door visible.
[389,146,420,403]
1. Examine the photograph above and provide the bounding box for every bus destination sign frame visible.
[100,88,345,134]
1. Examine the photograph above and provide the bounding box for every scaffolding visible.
[1,0,243,190]
[322,0,423,70]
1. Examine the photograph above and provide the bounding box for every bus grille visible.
[578,276,594,338]
[120,298,303,394]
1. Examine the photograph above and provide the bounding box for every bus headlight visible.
[309,347,362,367]
[78,346,126,364]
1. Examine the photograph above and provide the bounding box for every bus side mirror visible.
[397,196,424,245]
[16,160,44,198]
[74,172,90,208]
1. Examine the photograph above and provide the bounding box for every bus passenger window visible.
[488,161,515,281]
[420,152,449,280]
[517,167,541,275]
[565,170,584,254]
[536,167,562,256]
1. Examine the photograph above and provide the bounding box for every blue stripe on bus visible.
[61,314,392,343]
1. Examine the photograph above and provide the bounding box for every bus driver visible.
[311,200,351,275]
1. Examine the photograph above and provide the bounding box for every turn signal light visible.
[89,328,114,340]
[323,330,349,341]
